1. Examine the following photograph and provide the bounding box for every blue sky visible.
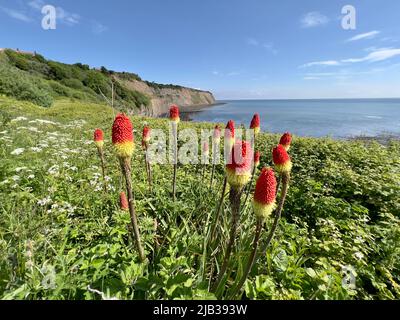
[1,0,399,99]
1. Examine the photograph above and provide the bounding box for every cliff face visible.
[118,78,216,116]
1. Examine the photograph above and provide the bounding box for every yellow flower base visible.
[114,141,135,159]
[275,161,292,174]
[226,168,251,188]
[253,200,276,220]
[95,141,104,149]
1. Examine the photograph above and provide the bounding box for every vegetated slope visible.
[0,96,399,300]
[0,49,215,115]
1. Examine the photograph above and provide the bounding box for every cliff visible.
[117,78,215,116]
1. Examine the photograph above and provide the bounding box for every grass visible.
[0,96,399,300]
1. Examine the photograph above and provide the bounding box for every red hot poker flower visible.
[94,129,104,149]
[253,167,277,219]
[119,192,129,211]
[112,113,135,159]
[213,125,221,141]
[142,126,151,148]
[169,105,180,123]
[272,145,292,174]
[225,120,235,148]
[279,132,292,151]
[226,140,253,188]
[250,114,261,135]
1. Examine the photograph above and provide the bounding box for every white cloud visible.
[0,6,31,22]
[91,21,108,34]
[303,77,320,80]
[55,7,80,26]
[301,12,329,28]
[301,48,400,69]
[28,0,43,10]
[342,48,400,63]
[346,30,380,42]
[246,38,278,55]
[246,38,259,46]
[263,43,278,55]
[300,60,341,68]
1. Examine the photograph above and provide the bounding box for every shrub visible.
[61,78,84,90]
[0,64,53,107]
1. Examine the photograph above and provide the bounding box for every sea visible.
[187,99,400,138]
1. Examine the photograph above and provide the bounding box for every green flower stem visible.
[209,176,227,242]
[229,218,263,299]
[211,186,242,294]
[97,147,107,193]
[261,172,290,254]
[121,158,145,262]
[243,166,256,207]
[210,164,216,188]
[172,123,178,201]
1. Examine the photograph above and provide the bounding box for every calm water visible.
[188,99,400,138]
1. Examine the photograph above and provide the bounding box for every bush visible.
[0,64,53,107]
[61,78,84,90]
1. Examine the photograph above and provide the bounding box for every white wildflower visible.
[15,167,28,173]
[37,197,52,206]
[48,165,60,176]
[30,147,42,152]
[11,116,28,122]
[11,148,25,156]
[354,252,364,260]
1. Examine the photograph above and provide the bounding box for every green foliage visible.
[0,97,399,300]
[0,50,150,110]
[0,64,53,108]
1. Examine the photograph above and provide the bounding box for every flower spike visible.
[112,114,135,159]
[169,105,180,123]
[273,145,292,174]
[253,168,277,220]
[279,132,292,151]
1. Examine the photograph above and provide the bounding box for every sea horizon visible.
[189,98,400,139]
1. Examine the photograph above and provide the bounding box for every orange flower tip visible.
[250,114,261,134]
[119,192,129,211]
[169,105,180,123]
[225,120,235,138]
[279,132,292,151]
[253,167,277,219]
[142,126,151,146]
[272,145,292,174]
[213,125,221,140]
[94,129,104,148]
[226,140,253,188]
[112,113,135,159]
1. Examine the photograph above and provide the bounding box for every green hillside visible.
[0,49,150,110]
